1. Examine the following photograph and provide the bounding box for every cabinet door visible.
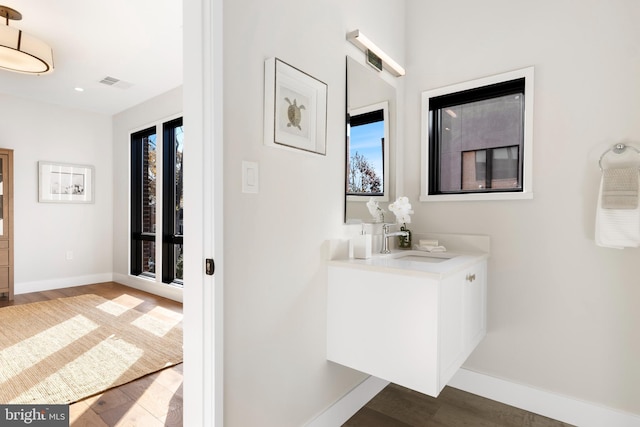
[0,150,12,300]
[463,260,487,350]
[439,272,464,380]
[438,259,488,391]
[0,153,7,239]
[327,266,441,397]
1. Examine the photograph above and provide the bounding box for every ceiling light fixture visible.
[347,30,405,77]
[0,5,54,75]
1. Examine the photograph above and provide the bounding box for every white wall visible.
[222,0,404,425]
[111,86,183,301]
[404,0,640,416]
[0,94,113,292]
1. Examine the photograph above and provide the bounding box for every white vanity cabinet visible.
[326,253,487,397]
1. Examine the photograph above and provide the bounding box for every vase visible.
[398,224,412,249]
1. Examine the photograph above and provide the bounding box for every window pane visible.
[173,125,184,284]
[174,126,184,237]
[462,150,486,190]
[348,117,384,195]
[143,241,155,275]
[174,244,183,281]
[143,134,157,234]
[161,118,184,285]
[461,146,520,191]
[437,93,524,193]
[491,146,519,188]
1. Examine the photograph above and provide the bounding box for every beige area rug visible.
[0,294,183,404]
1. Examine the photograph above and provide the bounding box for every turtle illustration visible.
[284,97,305,130]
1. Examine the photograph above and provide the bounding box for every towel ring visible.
[598,143,640,170]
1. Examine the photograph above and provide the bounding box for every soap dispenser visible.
[350,225,372,259]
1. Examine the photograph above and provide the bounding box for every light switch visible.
[246,167,255,186]
[242,161,259,193]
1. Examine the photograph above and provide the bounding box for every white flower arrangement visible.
[366,198,385,223]
[388,196,414,225]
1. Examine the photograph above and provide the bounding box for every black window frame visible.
[162,117,184,285]
[130,117,184,285]
[130,126,157,277]
[428,77,526,196]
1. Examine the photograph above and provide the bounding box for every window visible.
[346,101,390,201]
[162,118,184,284]
[131,127,157,277]
[131,117,184,285]
[421,67,534,201]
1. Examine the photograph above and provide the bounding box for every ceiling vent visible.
[99,76,133,89]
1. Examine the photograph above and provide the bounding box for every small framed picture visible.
[264,57,327,155]
[38,161,95,203]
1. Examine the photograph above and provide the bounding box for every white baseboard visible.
[15,273,114,295]
[112,273,183,302]
[449,368,640,427]
[307,369,640,427]
[305,376,390,427]
[14,272,182,303]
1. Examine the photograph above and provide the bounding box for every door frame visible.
[183,0,224,425]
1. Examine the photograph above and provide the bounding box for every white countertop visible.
[328,249,489,279]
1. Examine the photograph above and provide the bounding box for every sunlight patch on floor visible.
[97,300,132,316]
[131,307,182,337]
[11,337,144,404]
[0,315,98,384]
[97,294,145,315]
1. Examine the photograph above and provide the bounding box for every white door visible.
[183,0,224,425]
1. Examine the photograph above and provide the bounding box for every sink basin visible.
[387,250,455,263]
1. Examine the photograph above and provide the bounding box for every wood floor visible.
[344,383,575,427]
[0,282,183,427]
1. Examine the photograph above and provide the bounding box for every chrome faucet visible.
[381,223,409,254]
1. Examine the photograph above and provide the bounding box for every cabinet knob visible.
[466,273,476,282]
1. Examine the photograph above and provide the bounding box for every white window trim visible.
[347,100,391,203]
[420,67,535,202]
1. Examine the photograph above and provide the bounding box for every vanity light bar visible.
[347,30,405,77]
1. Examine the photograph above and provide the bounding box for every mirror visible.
[345,56,397,224]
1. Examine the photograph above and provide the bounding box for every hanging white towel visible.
[601,167,638,209]
[595,169,640,248]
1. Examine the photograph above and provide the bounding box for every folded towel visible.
[595,173,640,248]
[601,168,638,209]
[419,239,439,247]
[414,244,447,253]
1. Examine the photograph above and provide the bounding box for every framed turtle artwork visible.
[264,57,328,155]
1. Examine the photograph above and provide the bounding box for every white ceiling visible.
[0,0,183,115]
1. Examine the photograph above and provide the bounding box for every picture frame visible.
[38,161,95,203]
[264,57,328,155]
